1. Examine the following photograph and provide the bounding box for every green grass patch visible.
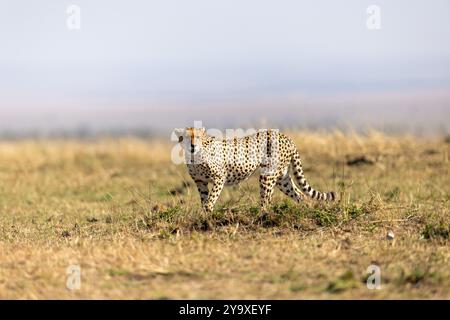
[326,270,359,293]
[422,223,449,240]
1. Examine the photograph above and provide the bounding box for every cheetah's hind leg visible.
[276,175,304,203]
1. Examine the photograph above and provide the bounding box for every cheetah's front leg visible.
[194,180,209,211]
[259,173,277,213]
[204,176,226,213]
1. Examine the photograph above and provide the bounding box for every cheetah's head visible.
[174,127,206,155]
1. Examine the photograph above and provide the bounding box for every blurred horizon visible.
[1,0,449,137]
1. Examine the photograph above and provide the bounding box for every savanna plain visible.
[0,130,448,299]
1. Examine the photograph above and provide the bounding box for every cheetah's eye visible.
[178,136,184,143]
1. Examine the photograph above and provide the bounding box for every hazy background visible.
[1,0,449,137]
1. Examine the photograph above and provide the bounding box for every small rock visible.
[346,155,376,167]
[386,231,395,240]
[61,230,71,238]
[152,204,161,212]
[341,237,352,249]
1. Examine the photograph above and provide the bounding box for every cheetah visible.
[174,127,336,213]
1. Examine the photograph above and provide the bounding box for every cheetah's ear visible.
[173,128,180,136]
[174,128,185,137]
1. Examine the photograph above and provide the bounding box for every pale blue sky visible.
[0,0,449,133]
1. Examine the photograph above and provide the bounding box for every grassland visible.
[0,131,448,299]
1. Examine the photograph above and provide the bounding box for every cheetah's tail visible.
[291,149,337,201]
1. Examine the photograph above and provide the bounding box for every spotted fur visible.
[174,127,336,213]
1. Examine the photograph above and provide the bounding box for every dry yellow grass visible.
[0,131,448,299]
